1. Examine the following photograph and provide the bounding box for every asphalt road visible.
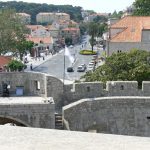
[33,35,103,81]
[33,44,93,81]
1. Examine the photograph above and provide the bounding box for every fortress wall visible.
[46,75,64,110]
[64,82,105,104]
[142,81,150,96]
[0,101,55,128]
[106,81,139,96]
[63,97,150,137]
[0,72,46,97]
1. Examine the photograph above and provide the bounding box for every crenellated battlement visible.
[0,72,150,110]
[65,81,150,98]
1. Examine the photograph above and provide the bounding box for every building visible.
[0,56,12,72]
[84,13,109,22]
[107,16,150,56]
[26,35,53,57]
[26,25,51,37]
[61,28,80,44]
[16,13,31,24]
[36,12,70,24]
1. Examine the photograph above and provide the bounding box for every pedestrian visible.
[43,56,45,60]
[30,64,33,70]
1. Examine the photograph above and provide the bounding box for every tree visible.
[82,49,150,87]
[133,0,150,16]
[0,9,17,54]
[110,10,123,19]
[65,37,72,46]
[93,15,107,23]
[8,60,25,71]
[0,9,28,59]
[88,22,98,51]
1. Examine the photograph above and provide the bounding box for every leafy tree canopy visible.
[133,0,150,16]
[0,9,33,60]
[83,49,150,87]
[110,10,123,19]
[0,1,83,24]
[8,60,25,71]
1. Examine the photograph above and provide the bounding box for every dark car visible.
[67,67,74,72]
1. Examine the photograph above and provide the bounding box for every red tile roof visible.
[26,25,47,31]
[26,36,53,44]
[110,16,150,42]
[0,56,12,67]
[62,28,79,31]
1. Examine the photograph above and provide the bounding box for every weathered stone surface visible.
[0,97,55,129]
[63,97,150,137]
[0,126,150,150]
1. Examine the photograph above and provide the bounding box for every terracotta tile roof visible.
[110,16,150,42]
[26,36,53,44]
[62,28,79,31]
[16,13,30,17]
[26,25,47,31]
[0,56,12,67]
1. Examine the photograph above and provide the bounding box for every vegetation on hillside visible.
[133,0,150,16]
[82,49,150,87]
[0,1,83,24]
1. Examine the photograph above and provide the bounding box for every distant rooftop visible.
[110,16,150,42]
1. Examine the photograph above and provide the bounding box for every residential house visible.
[26,35,53,57]
[0,56,12,72]
[36,12,70,24]
[52,20,79,30]
[84,13,109,22]
[16,13,31,24]
[107,16,150,56]
[26,25,51,37]
[61,28,80,44]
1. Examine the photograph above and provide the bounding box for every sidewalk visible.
[24,53,54,71]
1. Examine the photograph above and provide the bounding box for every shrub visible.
[79,50,97,55]
[8,60,25,71]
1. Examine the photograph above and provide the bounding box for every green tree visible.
[93,15,107,23]
[82,49,150,87]
[133,0,150,16]
[0,9,17,54]
[65,37,72,46]
[79,22,88,35]
[110,10,123,19]
[88,22,98,51]
[0,9,28,59]
[8,60,25,71]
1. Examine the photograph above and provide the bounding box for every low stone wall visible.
[0,98,55,128]
[63,97,150,137]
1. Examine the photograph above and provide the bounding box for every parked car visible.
[67,67,74,72]
[77,65,86,72]
[86,65,94,72]
[81,64,87,70]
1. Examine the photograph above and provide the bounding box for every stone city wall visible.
[0,101,55,128]
[1,72,150,110]
[63,97,150,137]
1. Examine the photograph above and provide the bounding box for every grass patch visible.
[79,50,97,55]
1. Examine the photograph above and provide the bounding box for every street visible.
[33,36,104,81]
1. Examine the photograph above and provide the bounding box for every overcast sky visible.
[2,0,135,13]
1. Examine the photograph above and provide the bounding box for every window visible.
[35,81,40,90]
[87,86,90,92]
[120,85,124,90]
[147,116,150,119]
